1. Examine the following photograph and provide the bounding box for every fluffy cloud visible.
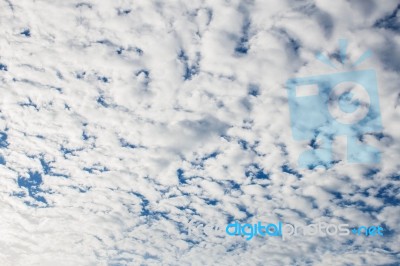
[0,0,398,265]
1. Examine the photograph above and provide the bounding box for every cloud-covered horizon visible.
[0,0,398,265]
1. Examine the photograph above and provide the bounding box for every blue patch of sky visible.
[220,134,232,142]
[75,71,86,79]
[329,190,343,199]
[242,119,253,130]
[53,87,63,93]
[281,164,302,178]
[388,173,399,181]
[117,8,131,16]
[82,130,90,140]
[238,139,249,150]
[60,146,74,156]
[178,50,200,80]
[177,169,186,184]
[60,145,83,158]
[136,69,149,78]
[245,163,269,179]
[238,139,262,156]
[185,239,201,246]
[82,167,94,174]
[97,76,109,83]
[118,47,143,56]
[204,8,213,26]
[336,198,377,213]
[175,206,188,212]
[226,214,236,224]
[20,29,31,37]
[109,258,136,265]
[306,160,339,170]
[0,63,7,71]
[321,208,332,217]
[234,3,253,55]
[0,132,9,148]
[274,28,301,55]
[97,95,109,107]
[56,71,64,79]
[130,192,150,216]
[190,151,219,168]
[202,151,219,160]
[176,205,198,216]
[135,69,150,87]
[40,157,69,178]
[147,210,169,221]
[12,191,25,198]
[364,168,380,179]
[143,253,159,261]
[176,221,190,236]
[248,84,259,97]
[134,47,143,55]
[289,209,308,220]
[371,132,386,140]
[83,165,109,174]
[301,135,341,168]
[204,198,218,206]
[358,132,387,142]
[237,205,254,221]
[70,185,91,193]
[376,184,400,206]
[224,180,241,191]
[95,39,114,46]
[378,222,396,238]
[374,4,400,31]
[277,143,288,156]
[309,138,319,149]
[17,171,47,204]
[116,47,124,55]
[226,241,248,253]
[287,34,300,54]
[234,17,250,55]
[19,98,39,110]
[40,158,51,175]
[119,138,140,149]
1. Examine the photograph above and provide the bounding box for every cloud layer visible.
[0,0,398,265]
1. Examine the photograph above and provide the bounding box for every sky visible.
[0,0,399,265]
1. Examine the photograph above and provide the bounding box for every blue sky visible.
[0,0,399,265]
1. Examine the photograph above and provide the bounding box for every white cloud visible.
[0,0,398,265]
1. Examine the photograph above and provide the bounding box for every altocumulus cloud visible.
[0,0,398,265]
